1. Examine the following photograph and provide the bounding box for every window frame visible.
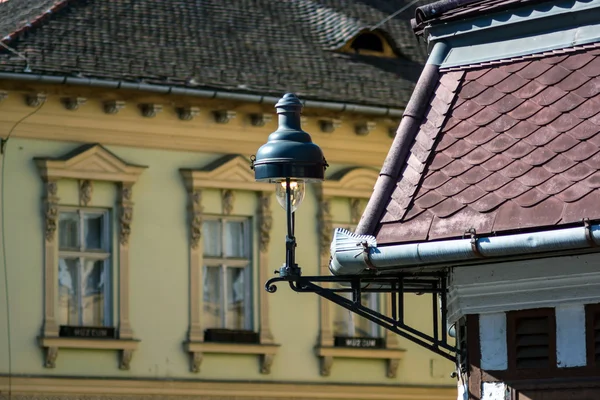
[57,207,112,328]
[315,169,405,378]
[202,215,253,332]
[35,144,146,370]
[180,155,279,375]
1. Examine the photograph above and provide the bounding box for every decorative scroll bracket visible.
[265,272,457,364]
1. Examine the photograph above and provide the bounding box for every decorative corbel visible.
[119,349,134,370]
[316,187,333,257]
[222,189,235,215]
[355,121,376,136]
[260,353,275,375]
[213,110,236,124]
[139,103,163,118]
[118,183,134,246]
[319,118,341,133]
[258,192,273,253]
[191,351,203,373]
[177,106,200,121]
[103,100,126,114]
[44,179,59,242]
[320,355,334,376]
[79,180,93,206]
[25,93,47,107]
[250,113,272,127]
[44,346,58,368]
[387,358,400,378]
[189,189,203,249]
[62,97,87,110]
[0,91,8,102]
[349,198,362,225]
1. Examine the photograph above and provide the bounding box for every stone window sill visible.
[315,346,406,377]
[39,336,140,370]
[184,341,280,374]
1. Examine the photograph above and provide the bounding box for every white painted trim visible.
[447,254,600,323]
[479,313,507,371]
[481,382,507,400]
[556,304,586,368]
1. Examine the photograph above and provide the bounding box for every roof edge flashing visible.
[330,224,600,276]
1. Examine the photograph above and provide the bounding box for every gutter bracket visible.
[584,218,597,247]
[357,241,378,271]
[463,228,483,258]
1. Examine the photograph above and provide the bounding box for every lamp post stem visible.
[283,177,299,277]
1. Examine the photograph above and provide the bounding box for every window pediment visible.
[323,168,379,199]
[35,144,147,183]
[180,154,274,192]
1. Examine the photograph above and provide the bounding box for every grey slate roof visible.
[0,0,430,108]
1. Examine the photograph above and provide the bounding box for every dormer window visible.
[351,32,384,52]
[339,30,396,58]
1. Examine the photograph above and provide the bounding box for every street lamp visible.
[250,94,458,364]
[251,93,328,278]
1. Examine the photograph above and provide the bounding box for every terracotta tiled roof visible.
[376,43,600,244]
[0,0,428,108]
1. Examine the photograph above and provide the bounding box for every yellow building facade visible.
[0,84,455,399]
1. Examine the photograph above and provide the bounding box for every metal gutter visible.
[0,72,404,117]
[329,223,600,276]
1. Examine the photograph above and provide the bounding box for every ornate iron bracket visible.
[266,271,457,363]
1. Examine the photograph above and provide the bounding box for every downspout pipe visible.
[329,223,600,276]
[0,72,404,117]
[355,41,449,235]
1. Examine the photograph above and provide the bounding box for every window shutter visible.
[594,312,600,366]
[514,315,551,369]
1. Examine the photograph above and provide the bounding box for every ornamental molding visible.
[139,103,163,118]
[258,192,273,253]
[118,183,134,246]
[448,257,600,323]
[79,179,93,206]
[315,185,333,257]
[103,100,126,114]
[62,96,87,110]
[189,189,203,250]
[25,92,46,107]
[213,109,237,124]
[35,144,147,183]
[43,179,59,242]
[322,167,378,199]
[319,118,342,133]
[355,121,376,136]
[180,155,274,192]
[221,189,235,215]
[0,376,456,399]
[177,106,200,121]
[250,113,272,127]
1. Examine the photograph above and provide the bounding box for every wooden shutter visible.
[586,304,600,367]
[507,309,556,370]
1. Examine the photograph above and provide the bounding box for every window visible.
[202,216,253,340]
[58,209,111,330]
[334,292,380,339]
[507,309,556,370]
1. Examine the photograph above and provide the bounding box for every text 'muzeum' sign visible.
[59,326,117,339]
[334,336,385,349]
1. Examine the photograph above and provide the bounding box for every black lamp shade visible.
[253,93,327,182]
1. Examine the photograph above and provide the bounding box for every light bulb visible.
[275,180,305,212]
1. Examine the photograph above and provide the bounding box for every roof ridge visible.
[1,0,73,45]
